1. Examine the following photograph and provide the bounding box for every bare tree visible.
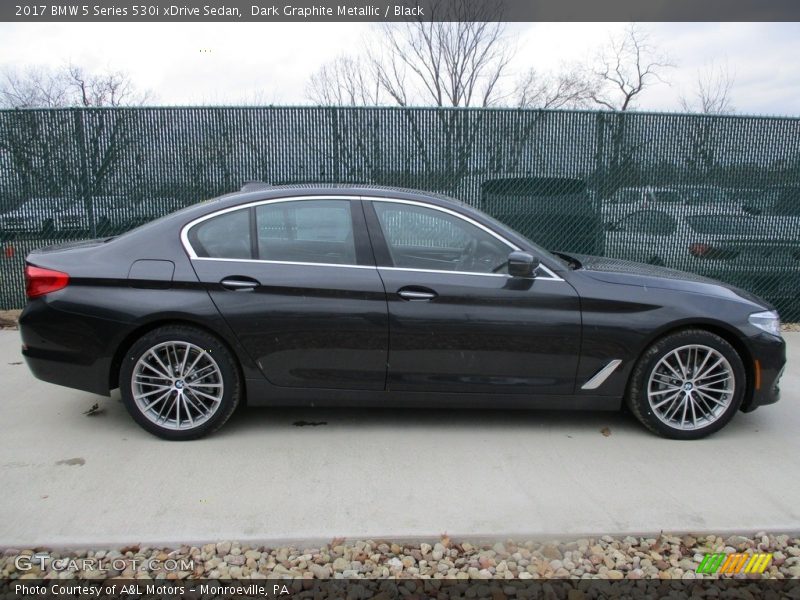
[680,62,735,114]
[306,56,383,106]
[0,64,150,108]
[514,66,595,109]
[679,63,736,183]
[371,1,513,108]
[587,25,674,198]
[0,66,70,108]
[0,64,150,235]
[65,65,151,107]
[590,24,674,112]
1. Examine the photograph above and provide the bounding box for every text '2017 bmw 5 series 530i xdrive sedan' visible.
[19,185,786,440]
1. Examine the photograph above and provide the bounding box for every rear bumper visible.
[19,297,117,396]
[23,348,112,396]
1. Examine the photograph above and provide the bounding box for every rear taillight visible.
[688,243,737,260]
[25,265,69,298]
[689,243,712,257]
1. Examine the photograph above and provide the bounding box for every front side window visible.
[373,202,511,273]
[256,200,356,265]
[189,208,251,259]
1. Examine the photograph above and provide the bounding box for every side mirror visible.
[508,251,539,278]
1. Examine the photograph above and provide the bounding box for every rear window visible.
[189,208,251,259]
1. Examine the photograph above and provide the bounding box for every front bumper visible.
[742,332,786,412]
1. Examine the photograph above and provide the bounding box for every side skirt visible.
[244,379,622,411]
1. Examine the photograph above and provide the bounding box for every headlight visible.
[749,310,781,337]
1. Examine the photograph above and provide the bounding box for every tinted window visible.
[256,200,356,265]
[612,189,641,204]
[189,208,251,259]
[374,202,510,273]
[616,211,677,236]
[687,215,768,236]
[651,190,683,203]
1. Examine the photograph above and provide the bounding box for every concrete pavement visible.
[0,330,798,548]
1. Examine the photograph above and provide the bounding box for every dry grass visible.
[0,309,21,329]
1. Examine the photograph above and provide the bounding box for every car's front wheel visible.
[119,325,241,440]
[627,329,746,440]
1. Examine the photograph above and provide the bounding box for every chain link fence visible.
[1,107,798,318]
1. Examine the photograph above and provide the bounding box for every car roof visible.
[201,183,468,215]
[220,182,464,203]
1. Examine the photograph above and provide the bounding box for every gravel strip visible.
[3,534,799,580]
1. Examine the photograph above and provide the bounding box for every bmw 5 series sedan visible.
[19,184,786,440]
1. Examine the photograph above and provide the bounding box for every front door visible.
[186,197,388,390]
[364,199,581,395]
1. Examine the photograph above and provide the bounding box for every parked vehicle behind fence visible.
[742,186,800,217]
[0,198,75,239]
[604,208,800,312]
[481,177,602,255]
[52,197,123,236]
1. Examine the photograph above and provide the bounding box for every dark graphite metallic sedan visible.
[19,184,786,440]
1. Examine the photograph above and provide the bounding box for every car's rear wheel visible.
[119,325,241,440]
[627,329,746,440]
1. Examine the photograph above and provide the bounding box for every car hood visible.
[569,253,770,308]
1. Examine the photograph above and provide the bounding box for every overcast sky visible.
[0,21,798,114]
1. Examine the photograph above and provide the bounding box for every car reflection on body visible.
[19,184,785,440]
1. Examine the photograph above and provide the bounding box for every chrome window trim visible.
[191,256,375,270]
[180,195,361,261]
[179,194,564,281]
[379,266,563,282]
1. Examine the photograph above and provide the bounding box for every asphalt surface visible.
[0,329,798,548]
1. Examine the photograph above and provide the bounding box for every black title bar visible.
[3,0,800,22]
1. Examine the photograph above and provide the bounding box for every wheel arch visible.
[630,320,755,412]
[109,317,248,405]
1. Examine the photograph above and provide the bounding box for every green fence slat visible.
[0,106,798,318]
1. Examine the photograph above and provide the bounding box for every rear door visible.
[185,197,388,390]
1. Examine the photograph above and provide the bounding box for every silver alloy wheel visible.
[131,341,224,431]
[647,344,736,431]
[647,344,735,431]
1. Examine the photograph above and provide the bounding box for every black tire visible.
[626,329,746,440]
[119,325,241,440]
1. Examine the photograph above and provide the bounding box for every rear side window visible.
[188,208,251,259]
[256,200,356,265]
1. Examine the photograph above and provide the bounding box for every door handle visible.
[398,287,437,301]
[220,277,260,291]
